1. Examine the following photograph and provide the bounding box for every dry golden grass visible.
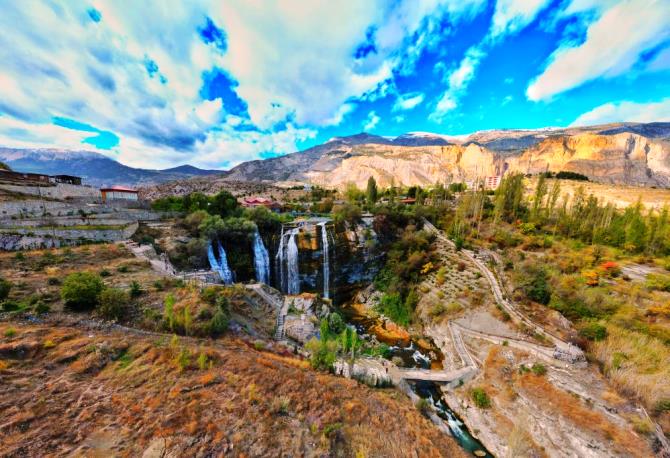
[477,346,652,457]
[0,322,466,457]
[517,370,648,456]
[593,325,670,410]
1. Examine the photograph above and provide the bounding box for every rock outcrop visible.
[223,122,670,188]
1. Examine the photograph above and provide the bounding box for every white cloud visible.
[428,0,550,123]
[490,0,552,39]
[363,111,381,131]
[393,92,425,111]
[570,98,670,126]
[429,46,484,122]
[527,0,670,101]
[212,0,484,128]
[0,0,489,168]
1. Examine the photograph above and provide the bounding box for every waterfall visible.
[275,226,285,291]
[286,228,300,294]
[319,222,330,299]
[207,240,220,272]
[253,229,270,284]
[216,241,234,284]
[207,239,233,284]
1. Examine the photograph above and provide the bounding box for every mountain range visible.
[222,122,670,189]
[2,121,670,190]
[0,148,223,187]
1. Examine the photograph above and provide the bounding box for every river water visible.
[339,303,492,457]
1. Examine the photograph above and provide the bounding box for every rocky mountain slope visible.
[224,122,670,188]
[0,148,222,187]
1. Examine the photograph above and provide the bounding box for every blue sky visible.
[0,0,668,169]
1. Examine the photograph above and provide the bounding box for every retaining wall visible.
[0,183,100,199]
[0,222,138,251]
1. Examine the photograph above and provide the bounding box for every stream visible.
[338,303,493,457]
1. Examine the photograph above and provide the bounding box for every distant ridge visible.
[222,122,670,188]
[0,147,223,187]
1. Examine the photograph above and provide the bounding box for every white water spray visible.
[319,222,330,299]
[286,228,300,294]
[253,229,270,284]
[216,240,234,284]
[275,226,285,291]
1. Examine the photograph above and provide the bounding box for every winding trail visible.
[422,219,584,363]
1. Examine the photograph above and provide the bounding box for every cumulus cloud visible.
[363,111,381,131]
[570,98,670,126]
[429,0,549,122]
[527,0,670,101]
[0,0,487,168]
[490,0,552,39]
[393,92,425,111]
[429,47,484,122]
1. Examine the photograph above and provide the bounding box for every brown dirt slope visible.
[0,322,466,458]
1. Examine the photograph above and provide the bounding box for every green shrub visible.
[0,300,20,312]
[197,351,208,370]
[99,269,111,277]
[579,322,608,341]
[60,272,104,310]
[4,327,16,338]
[531,363,547,376]
[646,274,670,292]
[327,312,345,335]
[129,281,142,298]
[415,398,430,416]
[116,265,129,273]
[305,337,337,371]
[209,309,229,336]
[33,300,50,314]
[655,399,670,413]
[46,277,61,286]
[376,292,412,326]
[470,387,491,408]
[0,278,12,301]
[98,288,129,320]
[524,268,551,305]
[175,347,190,372]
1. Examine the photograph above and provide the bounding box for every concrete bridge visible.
[394,366,476,384]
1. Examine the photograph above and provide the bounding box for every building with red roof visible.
[241,196,281,211]
[100,186,139,202]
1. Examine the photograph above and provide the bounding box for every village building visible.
[100,186,139,202]
[241,196,281,211]
[485,175,502,190]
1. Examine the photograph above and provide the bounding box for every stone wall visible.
[0,182,101,199]
[0,200,157,219]
[0,222,138,251]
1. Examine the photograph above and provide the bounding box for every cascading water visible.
[207,240,220,272]
[275,226,285,291]
[286,228,300,294]
[253,229,270,284]
[207,239,233,284]
[216,240,234,285]
[319,222,330,299]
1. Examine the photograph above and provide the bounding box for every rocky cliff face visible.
[223,122,670,188]
[273,219,382,304]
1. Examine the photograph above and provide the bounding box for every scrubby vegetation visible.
[60,272,104,310]
[0,322,465,457]
[444,172,670,421]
